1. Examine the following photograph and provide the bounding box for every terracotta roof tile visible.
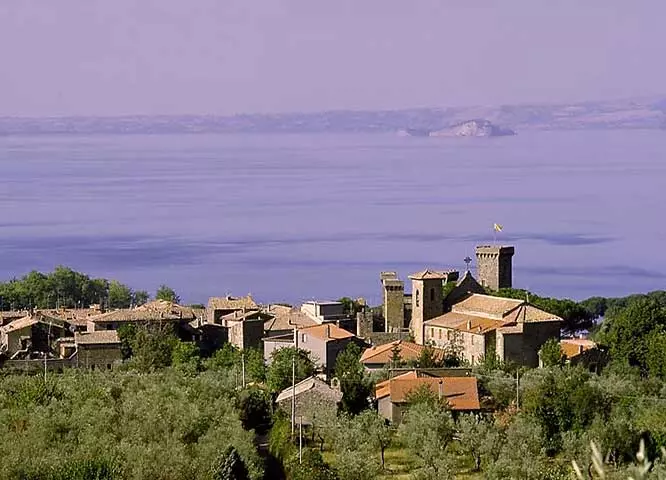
[360,340,444,364]
[561,338,597,359]
[426,312,505,334]
[208,295,257,311]
[89,300,196,323]
[75,330,121,345]
[453,294,524,318]
[378,376,480,410]
[0,316,40,333]
[299,324,355,342]
[375,371,418,399]
[264,309,317,332]
[426,294,561,335]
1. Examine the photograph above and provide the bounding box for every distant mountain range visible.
[1,96,665,136]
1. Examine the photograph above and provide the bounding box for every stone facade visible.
[276,376,342,426]
[475,245,514,291]
[426,326,495,365]
[409,272,447,345]
[381,272,406,333]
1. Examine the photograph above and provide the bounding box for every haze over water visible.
[1,131,665,305]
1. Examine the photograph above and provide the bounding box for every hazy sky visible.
[1,0,664,116]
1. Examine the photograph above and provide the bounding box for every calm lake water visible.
[0,131,665,305]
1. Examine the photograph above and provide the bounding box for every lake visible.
[0,131,664,305]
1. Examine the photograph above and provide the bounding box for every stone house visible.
[86,300,199,341]
[220,309,271,350]
[275,376,342,426]
[0,314,66,358]
[74,331,122,369]
[423,294,562,367]
[557,338,608,371]
[263,323,362,377]
[376,371,480,424]
[263,308,317,338]
[207,295,258,324]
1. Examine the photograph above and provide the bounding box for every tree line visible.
[0,266,182,310]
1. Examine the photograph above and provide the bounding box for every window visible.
[471,355,475,365]
[415,290,420,307]
[430,288,435,301]
[447,330,451,340]
[438,329,442,340]
[471,335,474,345]
[301,334,307,343]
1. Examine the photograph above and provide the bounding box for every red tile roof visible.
[377,376,480,411]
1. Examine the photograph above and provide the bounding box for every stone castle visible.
[379,244,562,367]
[381,244,514,336]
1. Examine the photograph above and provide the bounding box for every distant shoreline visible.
[1,95,665,136]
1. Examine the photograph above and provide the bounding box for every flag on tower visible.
[493,223,503,232]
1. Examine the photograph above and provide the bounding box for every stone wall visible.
[76,344,122,369]
[475,245,514,290]
[383,280,405,333]
[410,278,445,345]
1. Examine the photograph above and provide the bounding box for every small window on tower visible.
[430,288,435,301]
[415,290,420,307]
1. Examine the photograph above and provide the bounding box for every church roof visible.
[409,269,449,280]
[425,294,562,334]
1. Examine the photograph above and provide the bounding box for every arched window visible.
[430,288,435,302]
[415,290,420,307]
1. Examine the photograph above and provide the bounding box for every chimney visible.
[466,320,472,330]
[579,344,584,354]
[438,380,443,400]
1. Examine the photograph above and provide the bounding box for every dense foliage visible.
[0,266,163,310]
[0,370,263,480]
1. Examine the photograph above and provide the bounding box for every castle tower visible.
[381,272,405,333]
[475,245,515,291]
[408,270,446,345]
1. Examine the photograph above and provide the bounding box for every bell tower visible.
[381,272,405,333]
[408,270,446,345]
[475,245,515,291]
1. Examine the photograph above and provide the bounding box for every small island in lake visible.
[398,119,516,138]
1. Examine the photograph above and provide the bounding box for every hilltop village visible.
[0,244,599,425]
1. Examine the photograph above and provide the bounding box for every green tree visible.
[456,414,504,472]
[132,290,149,306]
[288,449,338,480]
[116,323,137,359]
[334,342,373,415]
[213,446,250,480]
[539,338,564,367]
[266,347,316,393]
[237,387,272,432]
[108,280,133,309]
[597,297,666,376]
[332,414,380,480]
[338,297,363,316]
[171,341,202,375]
[130,324,178,371]
[399,401,455,479]
[356,410,394,470]
[156,284,180,303]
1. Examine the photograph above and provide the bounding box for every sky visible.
[1,0,665,116]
